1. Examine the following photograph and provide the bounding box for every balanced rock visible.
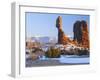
[56,16,71,45]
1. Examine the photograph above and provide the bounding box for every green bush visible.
[45,47,60,58]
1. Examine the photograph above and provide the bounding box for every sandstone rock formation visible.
[73,21,82,44]
[73,20,89,48]
[56,16,89,49]
[56,16,71,45]
[81,20,89,48]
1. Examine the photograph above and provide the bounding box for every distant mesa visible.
[56,16,89,49]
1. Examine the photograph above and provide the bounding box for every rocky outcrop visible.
[81,21,89,48]
[73,20,89,48]
[56,16,89,49]
[56,16,71,45]
[73,21,82,44]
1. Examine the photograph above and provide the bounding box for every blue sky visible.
[26,12,89,38]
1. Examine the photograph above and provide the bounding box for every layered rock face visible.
[56,16,71,45]
[73,20,89,48]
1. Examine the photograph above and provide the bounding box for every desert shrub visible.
[45,47,60,58]
[30,54,39,60]
[78,49,89,56]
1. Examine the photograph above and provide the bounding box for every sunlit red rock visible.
[56,16,72,45]
[56,16,89,49]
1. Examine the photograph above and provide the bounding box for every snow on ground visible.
[26,54,89,67]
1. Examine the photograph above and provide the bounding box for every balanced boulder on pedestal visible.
[56,16,71,45]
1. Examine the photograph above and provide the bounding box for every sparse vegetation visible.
[45,47,60,58]
[78,49,89,56]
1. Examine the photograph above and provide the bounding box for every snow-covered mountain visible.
[26,35,73,44]
[26,36,57,43]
